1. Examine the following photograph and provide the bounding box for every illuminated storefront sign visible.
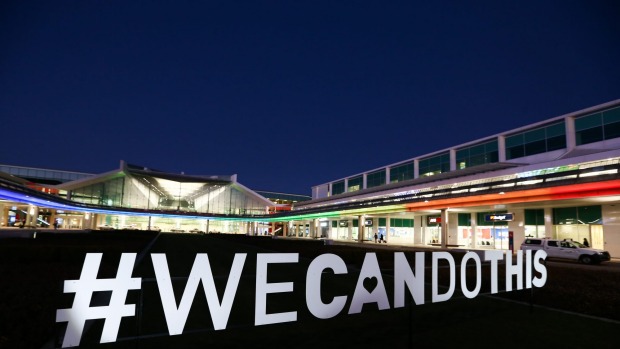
[428,216,441,224]
[485,213,514,222]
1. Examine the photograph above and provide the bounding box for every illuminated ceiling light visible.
[499,192,505,195]
[517,179,544,186]
[579,169,618,178]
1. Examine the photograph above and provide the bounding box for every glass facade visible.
[524,208,545,238]
[575,107,620,145]
[389,162,414,183]
[0,165,92,183]
[419,153,450,177]
[366,170,386,188]
[553,205,602,225]
[505,121,566,160]
[69,172,269,216]
[456,140,498,170]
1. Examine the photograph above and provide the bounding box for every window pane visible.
[576,127,603,145]
[332,181,345,195]
[546,135,566,151]
[455,149,468,161]
[524,139,546,156]
[604,122,620,140]
[546,122,565,138]
[505,134,523,148]
[603,107,620,124]
[524,128,545,143]
[575,113,602,131]
[506,145,524,160]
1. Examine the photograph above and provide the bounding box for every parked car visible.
[520,238,610,264]
[189,228,205,234]
[148,226,162,232]
[121,224,140,230]
[98,224,116,230]
[170,228,185,233]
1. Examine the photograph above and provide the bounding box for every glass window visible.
[457,140,499,170]
[506,122,566,159]
[458,213,471,226]
[419,153,450,177]
[366,170,386,188]
[347,176,363,192]
[553,205,601,225]
[390,162,414,183]
[524,209,544,225]
[575,113,602,131]
[332,181,345,195]
[574,109,620,145]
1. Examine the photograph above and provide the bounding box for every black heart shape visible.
[363,276,378,293]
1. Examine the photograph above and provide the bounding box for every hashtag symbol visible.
[56,253,141,348]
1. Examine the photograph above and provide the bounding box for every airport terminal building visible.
[1,99,620,257]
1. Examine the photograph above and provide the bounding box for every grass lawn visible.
[1,232,619,348]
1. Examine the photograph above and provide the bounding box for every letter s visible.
[532,250,547,288]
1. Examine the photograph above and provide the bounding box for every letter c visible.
[306,254,348,319]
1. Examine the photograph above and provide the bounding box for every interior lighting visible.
[545,175,578,182]
[579,169,618,178]
[492,183,515,189]
[517,179,544,186]
[470,187,489,192]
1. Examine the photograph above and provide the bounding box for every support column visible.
[385,168,391,184]
[83,212,93,230]
[347,219,353,241]
[565,116,576,151]
[441,209,449,248]
[381,219,388,243]
[508,209,526,253]
[283,222,289,237]
[448,212,458,245]
[310,220,317,238]
[498,136,506,162]
[471,213,478,248]
[414,214,423,244]
[385,216,391,243]
[421,215,428,245]
[328,221,333,239]
[449,149,457,171]
[358,215,364,242]
[544,207,554,239]
[0,204,5,227]
[26,205,38,227]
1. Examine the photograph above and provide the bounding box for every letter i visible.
[525,249,532,289]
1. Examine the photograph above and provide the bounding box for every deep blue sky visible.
[2,1,620,195]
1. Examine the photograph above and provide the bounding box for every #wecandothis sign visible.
[55,250,547,348]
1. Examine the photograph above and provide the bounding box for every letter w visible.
[151,253,246,335]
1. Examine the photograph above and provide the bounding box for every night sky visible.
[2,1,620,195]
